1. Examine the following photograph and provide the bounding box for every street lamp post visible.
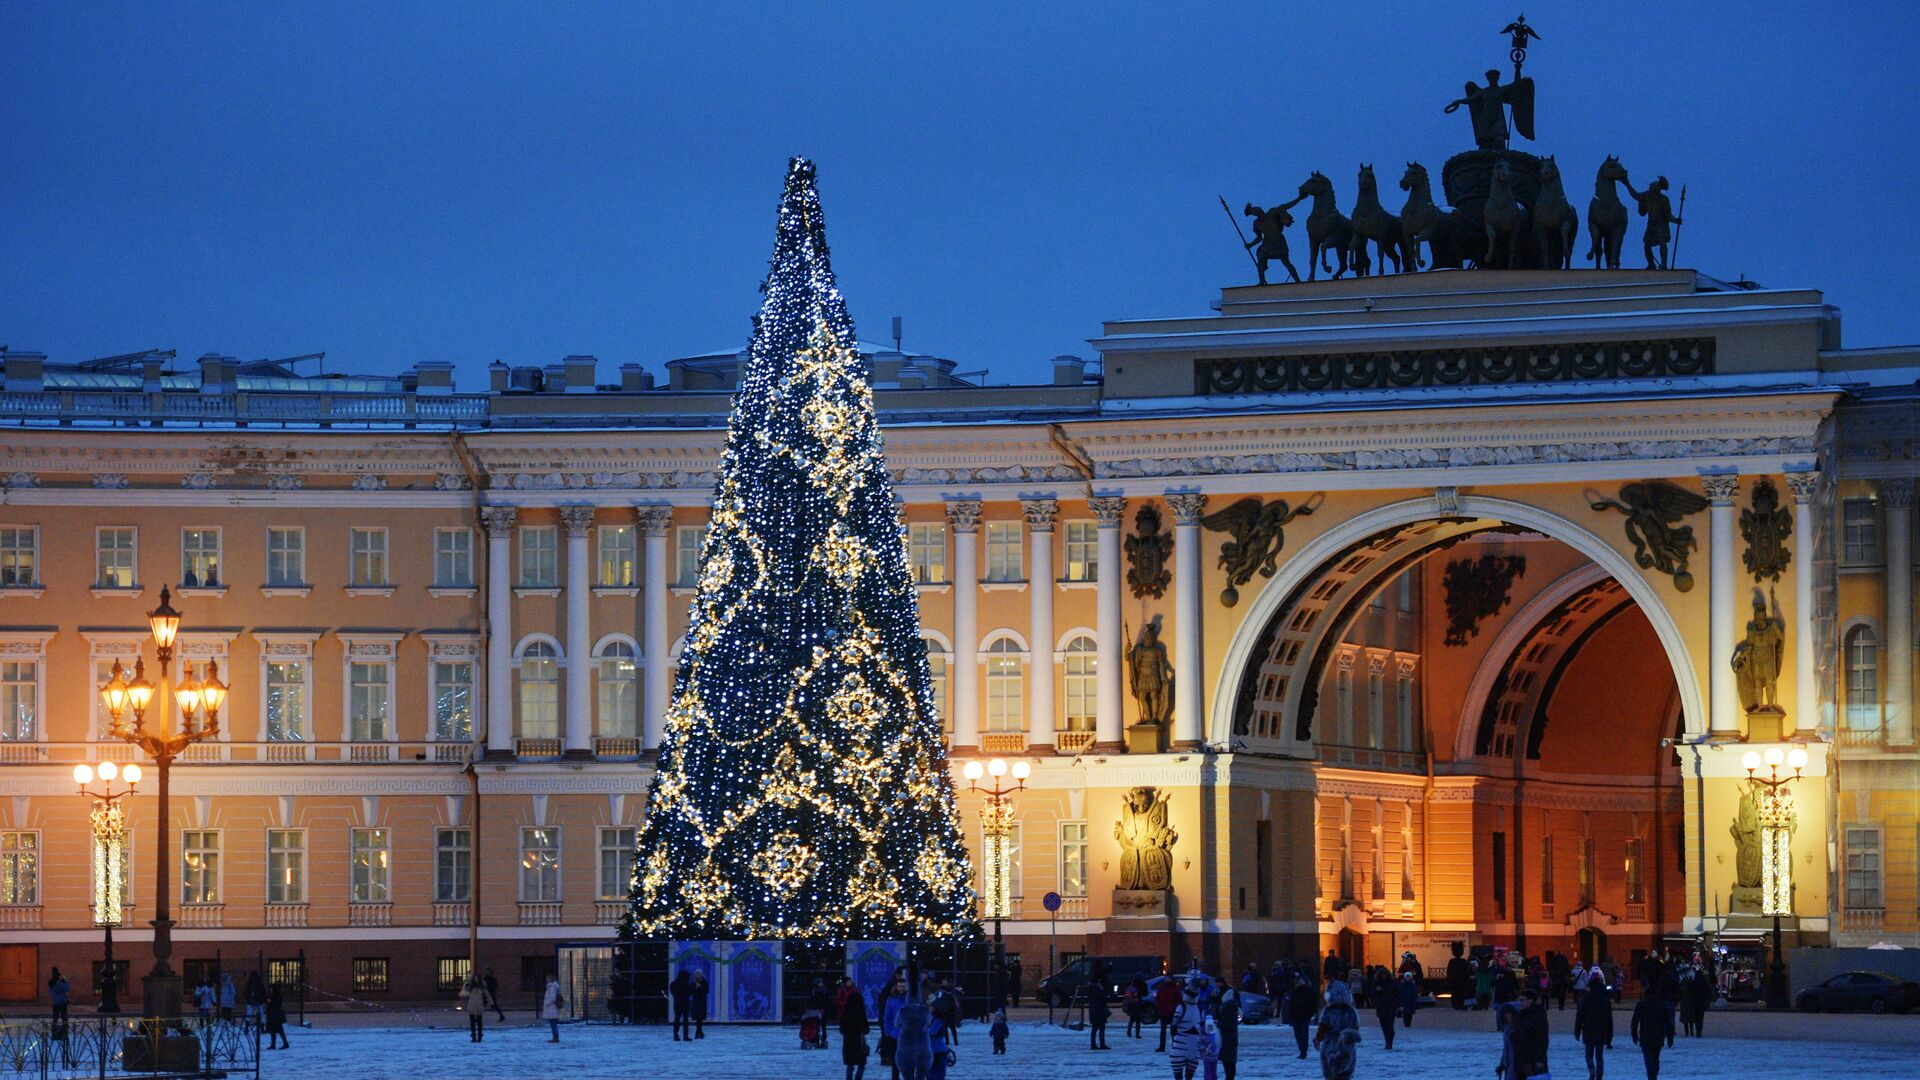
[1741,745,1808,1010]
[72,759,142,1013]
[963,757,1029,1008]
[95,585,226,1020]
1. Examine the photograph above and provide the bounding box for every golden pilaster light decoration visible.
[1740,746,1807,918]
[73,758,141,1013]
[964,757,1029,977]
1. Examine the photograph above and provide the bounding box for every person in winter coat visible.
[1574,979,1614,1080]
[1212,984,1241,1080]
[988,1006,1009,1054]
[1370,969,1398,1049]
[689,970,709,1039]
[541,975,564,1042]
[265,985,290,1049]
[1680,967,1713,1037]
[1198,1014,1223,1080]
[1086,979,1112,1050]
[1123,976,1147,1039]
[879,978,907,1070]
[1396,970,1420,1027]
[841,991,872,1080]
[462,972,490,1043]
[669,970,694,1041]
[193,977,216,1019]
[1286,976,1319,1060]
[1153,974,1182,1051]
[219,973,238,1021]
[1167,977,1211,1080]
[1315,979,1362,1080]
[1475,961,1494,1010]
[893,994,935,1080]
[1507,989,1550,1080]
[1447,943,1474,1010]
[483,967,506,1022]
[47,968,70,1026]
[1322,950,1346,984]
[1630,990,1675,1080]
[244,971,267,1024]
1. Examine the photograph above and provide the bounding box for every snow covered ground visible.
[277,1007,1920,1079]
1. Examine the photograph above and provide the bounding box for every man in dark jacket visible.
[1508,990,1550,1080]
[483,967,506,1022]
[1630,991,1675,1080]
[1574,979,1614,1080]
[1285,976,1318,1060]
[1447,943,1474,1010]
[1087,978,1112,1050]
[1214,984,1242,1079]
[668,970,693,1041]
[1323,950,1345,983]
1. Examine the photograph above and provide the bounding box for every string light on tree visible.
[626,158,977,943]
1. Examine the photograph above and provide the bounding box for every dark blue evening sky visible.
[4,2,1917,386]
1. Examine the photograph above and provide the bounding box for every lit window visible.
[267,829,305,905]
[349,528,389,587]
[352,958,390,994]
[675,526,708,587]
[1062,636,1096,733]
[1842,498,1879,565]
[984,638,1024,734]
[596,642,638,739]
[598,826,638,901]
[435,529,473,588]
[265,660,308,741]
[434,661,474,742]
[923,639,949,733]
[349,662,392,741]
[267,528,305,587]
[0,831,38,905]
[598,526,637,587]
[181,528,221,587]
[181,830,220,905]
[0,662,36,742]
[908,524,947,585]
[1578,837,1596,907]
[521,827,561,902]
[437,957,472,993]
[0,527,37,588]
[350,828,390,904]
[1845,826,1882,909]
[1059,822,1088,898]
[518,643,560,739]
[436,828,472,903]
[1625,837,1645,904]
[95,528,137,588]
[1540,836,1555,907]
[519,526,558,587]
[984,522,1022,582]
[1063,521,1097,582]
[1846,626,1881,730]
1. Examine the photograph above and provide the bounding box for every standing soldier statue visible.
[1242,202,1301,284]
[1629,176,1684,268]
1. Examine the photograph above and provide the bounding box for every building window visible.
[352,959,390,994]
[984,522,1022,582]
[0,831,38,905]
[1844,826,1882,909]
[597,525,636,587]
[181,830,220,905]
[433,661,474,742]
[181,528,222,587]
[437,957,472,993]
[436,828,472,903]
[264,660,308,742]
[1367,669,1386,748]
[0,527,38,587]
[1396,571,1415,613]
[1845,626,1881,730]
[351,828,390,904]
[1062,636,1097,733]
[1397,675,1416,752]
[1491,831,1507,920]
[520,526,558,587]
[1578,837,1596,907]
[984,638,1024,734]
[267,829,306,904]
[1335,665,1354,746]
[1370,801,1387,901]
[1625,837,1645,904]
[675,526,707,587]
[1059,821,1088,898]
[267,527,305,587]
[518,642,560,739]
[1540,836,1555,908]
[923,639,949,733]
[1063,521,1097,581]
[596,642,638,738]
[908,524,947,585]
[268,959,304,995]
[1255,819,1274,916]
[349,528,389,587]
[1399,807,1417,902]
[520,827,561,902]
[349,661,392,741]
[599,826,638,901]
[435,529,474,588]
[1842,498,1880,565]
[96,527,137,588]
[0,662,37,742]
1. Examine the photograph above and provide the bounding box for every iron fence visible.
[0,1016,259,1080]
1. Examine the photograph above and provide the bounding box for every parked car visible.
[1037,955,1164,1008]
[1144,974,1276,1024]
[1794,971,1920,1014]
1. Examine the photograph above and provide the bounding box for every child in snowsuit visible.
[989,1007,1009,1054]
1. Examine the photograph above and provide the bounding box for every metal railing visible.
[0,1016,260,1079]
[0,388,490,429]
[0,740,484,766]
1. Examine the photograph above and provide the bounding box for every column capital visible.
[1702,474,1741,506]
[479,505,518,534]
[1166,491,1208,525]
[1088,495,1128,526]
[559,505,596,536]
[634,504,673,535]
[945,498,983,532]
[1784,471,1820,505]
[1883,477,1916,509]
[1021,496,1059,531]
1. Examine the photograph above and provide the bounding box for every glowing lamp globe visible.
[1011,761,1032,781]
[1787,747,1809,772]
[1741,751,1762,774]
[97,761,117,781]
[963,761,984,781]
[122,763,142,785]
[74,764,94,786]
[1764,747,1784,769]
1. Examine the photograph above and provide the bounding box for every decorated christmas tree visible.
[627,159,976,942]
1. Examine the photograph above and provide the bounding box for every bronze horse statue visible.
[1531,155,1579,270]
[1399,162,1474,269]
[1587,155,1630,269]
[1482,160,1528,269]
[1350,164,1413,275]
[1293,171,1353,281]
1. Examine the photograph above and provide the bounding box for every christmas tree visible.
[628,159,976,942]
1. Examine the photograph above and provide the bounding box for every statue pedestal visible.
[1125,723,1164,755]
[1728,886,1765,916]
[1745,706,1787,743]
[1111,888,1170,919]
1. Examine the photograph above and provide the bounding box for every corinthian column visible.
[637,505,672,753]
[1167,491,1209,750]
[946,499,982,752]
[1023,496,1059,754]
[1089,495,1128,752]
[560,504,595,759]
[480,505,517,758]
[1703,474,1742,738]
[1884,478,1915,745]
[1786,472,1818,740]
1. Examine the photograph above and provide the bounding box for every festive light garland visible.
[627,158,977,942]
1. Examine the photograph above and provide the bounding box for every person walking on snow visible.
[1087,977,1112,1050]
[540,974,564,1042]
[219,973,237,1022]
[1314,978,1362,1080]
[1508,988,1551,1079]
[1370,968,1398,1050]
[1211,982,1241,1080]
[483,967,506,1023]
[841,989,872,1080]
[264,985,290,1049]
[1631,987,1675,1080]
[1286,975,1319,1060]
[689,970,709,1039]
[1166,976,1210,1080]
[669,970,693,1042]
[1575,978,1614,1080]
[462,972,489,1043]
[1153,974,1182,1052]
[1396,970,1420,1028]
[988,1006,1009,1054]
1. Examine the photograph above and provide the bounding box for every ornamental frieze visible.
[1098,435,1813,480]
[1194,338,1714,396]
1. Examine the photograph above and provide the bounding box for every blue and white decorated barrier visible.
[847,941,907,1019]
[669,940,785,1023]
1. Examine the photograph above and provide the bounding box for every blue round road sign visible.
[1042,891,1063,912]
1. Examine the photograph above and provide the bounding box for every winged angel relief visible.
[1200,494,1325,607]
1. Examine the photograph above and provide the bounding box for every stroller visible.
[799,1009,827,1049]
